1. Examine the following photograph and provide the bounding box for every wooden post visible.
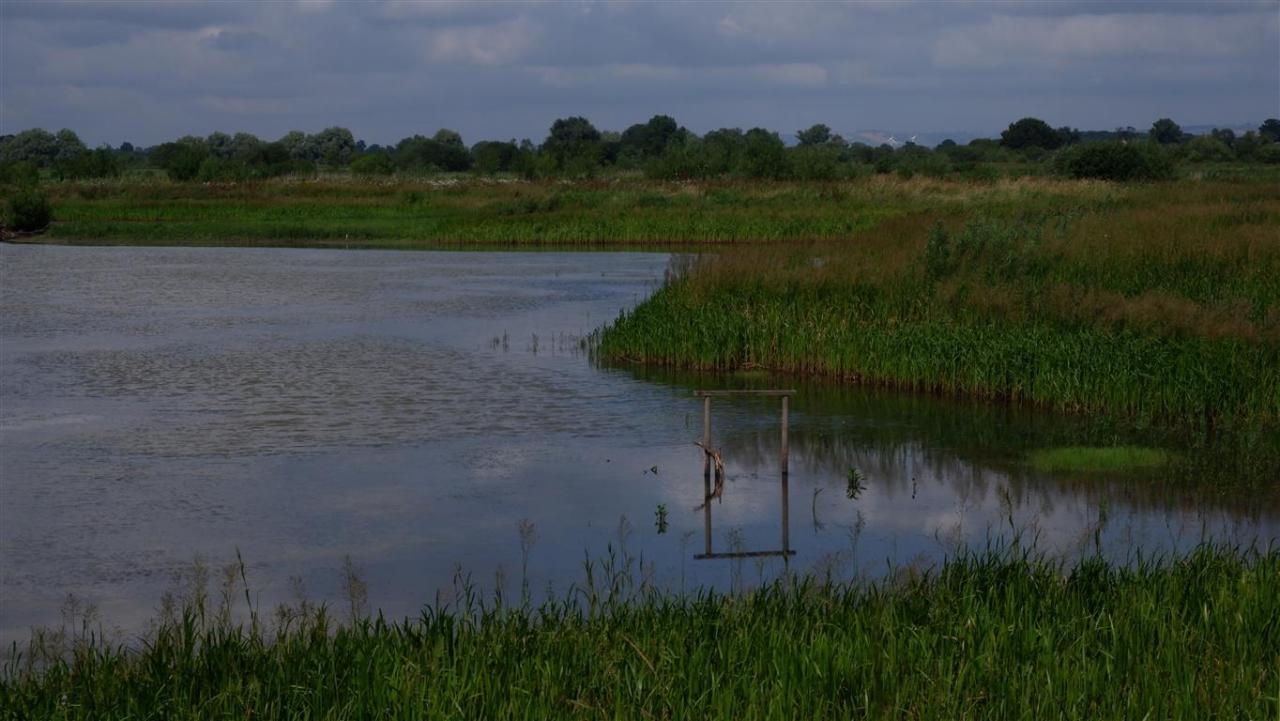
[702,396,712,480]
[703,395,712,556]
[781,468,790,554]
[780,395,789,477]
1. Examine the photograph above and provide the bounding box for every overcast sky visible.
[2,0,1277,146]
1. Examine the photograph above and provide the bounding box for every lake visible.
[1,244,1276,645]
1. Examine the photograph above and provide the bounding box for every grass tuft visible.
[1027,445,1174,473]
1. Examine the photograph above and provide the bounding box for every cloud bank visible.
[1,0,1275,145]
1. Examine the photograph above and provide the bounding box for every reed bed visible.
[599,180,1280,428]
[3,546,1276,719]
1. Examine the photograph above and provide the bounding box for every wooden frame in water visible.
[692,390,795,561]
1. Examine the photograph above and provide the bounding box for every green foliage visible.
[1054,142,1174,181]
[394,133,472,173]
[470,140,521,173]
[151,140,209,181]
[598,183,1280,427]
[0,160,41,186]
[1183,135,1235,163]
[5,188,52,231]
[4,547,1277,718]
[0,128,85,167]
[52,147,120,180]
[796,123,833,146]
[1149,118,1184,145]
[1028,446,1173,473]
[1261,118,1280,143]
[544,116,604,170]
[620,115,680,161]
[1000,117,1061,150]
[924,221,951,281]
[349,152,395,176]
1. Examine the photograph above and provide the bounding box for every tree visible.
[1210,128,1236,148]
[206,131,233,158]
[1149,118,1183,145]
[151,140,209,181]
[1234,131,1263,161]
[543,116,603,170]
[279,130,308,160]
[738,127,788,179]
[0,128,59,166]
[310,127,356,165]
[796,123,832,147]
[471,140,519,173]
[1000,117,1061,150]
[349,152,395,176]
[620,115,679,160]
[227,132,263,161]
[1055,126,1081,147]
[1054,142,1174,181]
[433,129,465,149]
[53,129,86,162]
[1260,119,1280,143]
[392,133,471,173]
[1184,135,1234,163]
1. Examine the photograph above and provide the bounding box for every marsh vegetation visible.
[4,544,1277,719]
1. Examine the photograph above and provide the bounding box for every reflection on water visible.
[1,244,1277,645]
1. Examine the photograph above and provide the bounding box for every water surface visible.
[1,245,1276,644]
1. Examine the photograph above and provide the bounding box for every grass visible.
[597,179,1280,428]
[22,174,1119,246]
[1027,446,1173,473]
[3,545,1277,719]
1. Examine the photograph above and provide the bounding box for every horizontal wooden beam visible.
[692,390,796,397]
[695,550,796,560]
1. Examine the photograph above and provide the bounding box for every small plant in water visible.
[846,467,866,499]
[653,503,669,534]
[517,518,539,602]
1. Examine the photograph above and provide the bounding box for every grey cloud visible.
[1,0,1275,146]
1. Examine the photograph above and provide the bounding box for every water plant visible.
[1028,446,1174,473]
[653,503,669,534]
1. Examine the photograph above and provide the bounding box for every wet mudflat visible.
[1,244,1275,644]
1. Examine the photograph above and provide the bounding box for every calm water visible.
[1,245,1276,644]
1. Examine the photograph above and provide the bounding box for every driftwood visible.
[0,223,50,243]
[694,441,726,510]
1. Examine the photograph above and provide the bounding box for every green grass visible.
[1028,446,1173,473]
[3,546,1277,719]
[16,174,1119,246]
[597,179,1280,428]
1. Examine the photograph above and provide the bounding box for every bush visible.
[5,188,52,231]
[1256,143,1280,165]
[350,153,395,176]
[1183,136,1234,164]
[1054,142,1174,181]
[0,160,40,186]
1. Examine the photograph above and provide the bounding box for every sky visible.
[2,0,1277,147]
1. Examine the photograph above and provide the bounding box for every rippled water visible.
[1,245,1276,644]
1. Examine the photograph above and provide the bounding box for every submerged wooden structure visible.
[693,389,795,560]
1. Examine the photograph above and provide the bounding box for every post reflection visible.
[693,389,797,561]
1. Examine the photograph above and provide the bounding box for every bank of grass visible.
[30,174,1121,246]
[598,179,1280,428]
[1028,446,1173,473]
[3,546,1277,719]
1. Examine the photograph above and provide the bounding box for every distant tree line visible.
[2,116,1278,185]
